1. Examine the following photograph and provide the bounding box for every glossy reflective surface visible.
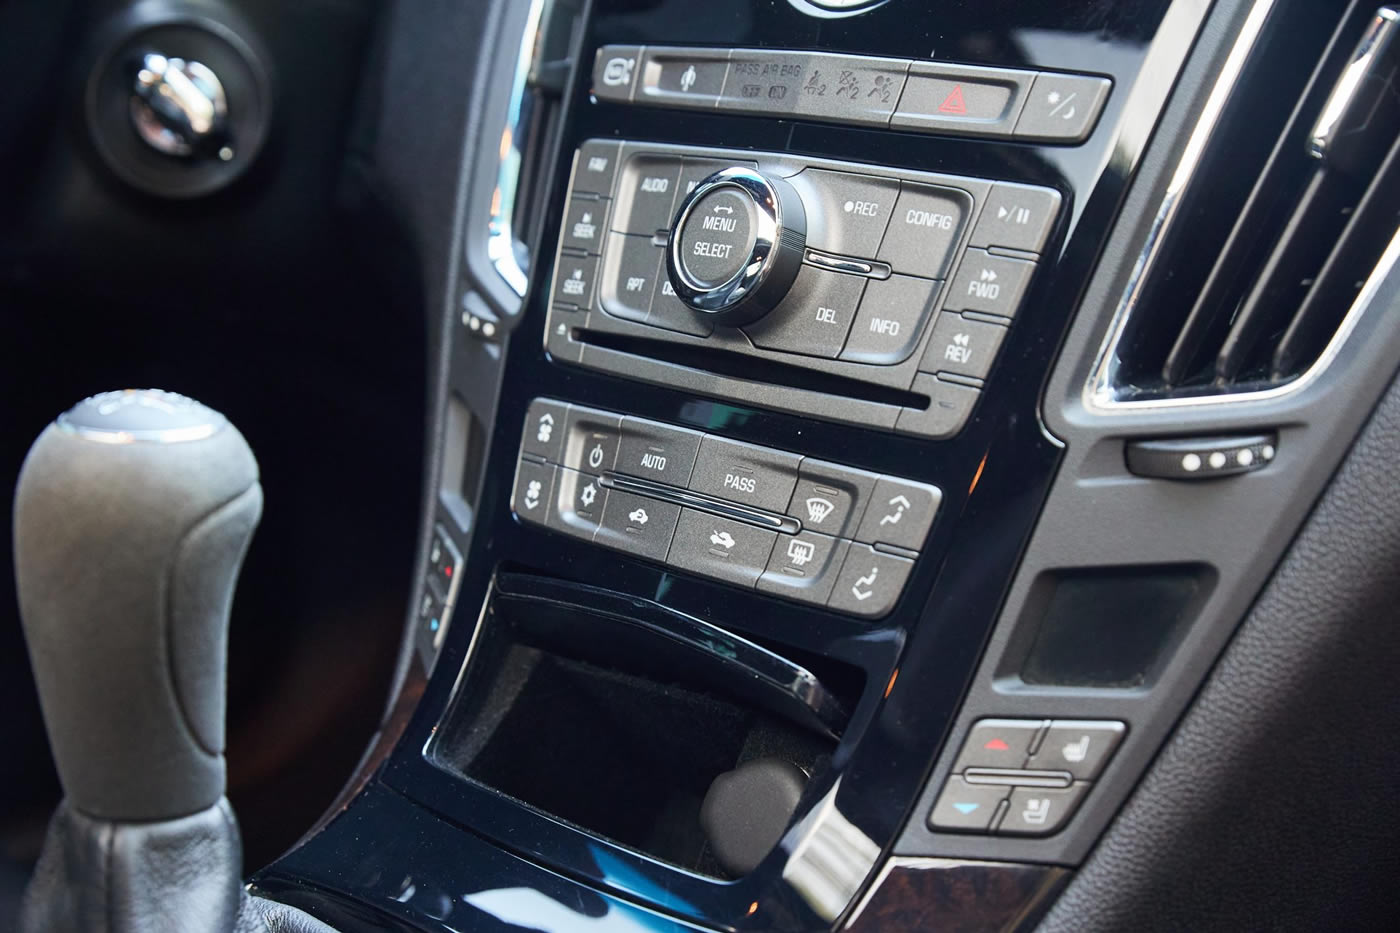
[259,0,1204,929]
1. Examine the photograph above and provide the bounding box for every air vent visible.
[1095,1,1400,406]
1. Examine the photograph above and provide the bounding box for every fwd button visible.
[689,436,800,513]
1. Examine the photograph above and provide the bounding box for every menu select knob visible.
[666,167,807,326]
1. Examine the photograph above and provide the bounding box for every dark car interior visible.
[3,0,1400,931]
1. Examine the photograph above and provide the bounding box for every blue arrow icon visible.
[952,802,979,815]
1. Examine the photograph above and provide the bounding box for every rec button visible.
[689,436,801,514]
[791,169,899,258]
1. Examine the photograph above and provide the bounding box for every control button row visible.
[593,45,1112,144]
[420,525,463,652]
[930,718,1126,835]
[516,400,942,617]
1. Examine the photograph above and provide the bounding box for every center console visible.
[251,0,1344,930]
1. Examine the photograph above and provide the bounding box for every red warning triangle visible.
[984,738,1010,751]
[938,84,968,115]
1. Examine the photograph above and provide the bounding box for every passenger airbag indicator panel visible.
[547,140,1062,438]
[513,398,942,618]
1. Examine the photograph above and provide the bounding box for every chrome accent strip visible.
[805,250,875,276]
[1084,0,1280,413]
[486,0,548,298]
[963,768,1074,788]
[1309,7,1399,160]
[600,472,802,533]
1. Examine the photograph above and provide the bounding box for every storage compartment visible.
[427,575,860,878]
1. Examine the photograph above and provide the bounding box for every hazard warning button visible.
[892,62,1031,137]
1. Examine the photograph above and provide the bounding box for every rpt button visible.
[690,436,801,513]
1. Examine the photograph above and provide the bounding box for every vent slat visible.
[1272,132,1400,379]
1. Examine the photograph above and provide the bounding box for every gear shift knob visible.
[14,389,261,822]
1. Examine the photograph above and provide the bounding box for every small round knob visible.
[131,52,231,160]
[665,167,807,327]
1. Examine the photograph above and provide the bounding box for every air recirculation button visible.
[665,167,807,326]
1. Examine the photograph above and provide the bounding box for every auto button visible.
[617,418,704,487]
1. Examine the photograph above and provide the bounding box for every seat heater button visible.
[840,274,938,365]
[970,183,1062,254]
[617,418,704,487]
[1027,720,1126,780]
[600,233,662,324]
[757,532,848,606]
[744,266,864,359]
[921,312,1009,381]
[878,184,973,279]
[929,777,1011,832]
[667,509,778,588]
[827,544,914,618]
[597,489,682,562]
[996,784,1089,836]
[572,139,623,197]
[945,248,1036,319]
[690,436,801,514]
[790,169,900,259]
[614,154,684,235]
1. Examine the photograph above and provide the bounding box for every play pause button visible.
[929,777,1010,831]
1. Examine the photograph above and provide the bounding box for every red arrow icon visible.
[938,85,967,115]
[984,738,1010,751]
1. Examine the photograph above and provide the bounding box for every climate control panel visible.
[545,140,1061,437]
[511,398,942,617]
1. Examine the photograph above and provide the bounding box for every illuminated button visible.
[952,719,1044,772]
[877,184,973,279]
[790,169,899,258]
[891,62,1031,137]
[689,436,801,514]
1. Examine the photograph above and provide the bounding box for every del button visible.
[690,436,801,514]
